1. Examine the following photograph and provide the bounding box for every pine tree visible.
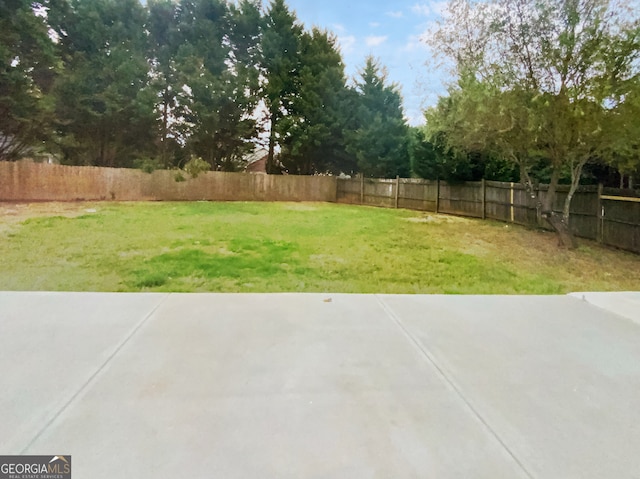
[261,0,303,173]
[175,0,260,171]
[347,57,410,178]
[280,28,354,175]
[148,0,183,167]
[49,0,156,167]
[0,0,57,160]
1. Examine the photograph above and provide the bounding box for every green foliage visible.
[147,0,183,168]
[2,0,431,181]
[183,155,210,178]
[0,0,57,160]
[173,0,259,171]
[279,29,354,174]
[261,0,304,173]
[347,57,410,178]
[427,0,640,232]
[133,157,162,174]
[409,127,443,179]
[48,0,156,167]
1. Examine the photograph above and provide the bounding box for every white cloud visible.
[386,11,404,18]
[369,22,381,28]
[338,35,356,54]
[403,34,428,52]
[332,23,346,33]
[365,35,388,47]
[411,3,430,16]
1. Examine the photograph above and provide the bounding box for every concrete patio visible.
[1,292,639,478]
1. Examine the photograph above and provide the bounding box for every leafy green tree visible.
[261,0,303,173]
[424,79,532,182]
[347,57,410,178]
[0,0,57,160]
[48,0,156,167]
[427,0,640,247]
[599,55,640,188]
[279,28,354,175]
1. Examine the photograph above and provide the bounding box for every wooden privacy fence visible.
[336,176,640,254]
[0,161,337,203]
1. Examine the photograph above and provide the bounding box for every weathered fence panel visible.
[335,177,360,204]
[438,182,484,218]
[485,181,512,223]
[0,161,338,203]
[600,191,640,253]
[363,178,396,208]
[398,178,437,211]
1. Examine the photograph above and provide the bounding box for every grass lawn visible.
[1,201,639,294]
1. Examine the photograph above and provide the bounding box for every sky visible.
[279,0,450,126]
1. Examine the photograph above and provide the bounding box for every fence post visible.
[360,175,364,205]
[435,179,440,213]
[510,182,515,223]
[481,179,486,220]
[423,179,429,212]
[597,183,603,243]
[536,185,542,226]
[395,175,400,208]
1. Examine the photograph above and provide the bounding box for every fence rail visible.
[336,176,640,255]
[1,161,638,255]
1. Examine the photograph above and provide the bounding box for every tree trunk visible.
[546,213,577,249]
[161,92,169,168]
[541,167,559,213]
[266,110,277,174]
[541,167,577,249]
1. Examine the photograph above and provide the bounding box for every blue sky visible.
[280,0,449,126]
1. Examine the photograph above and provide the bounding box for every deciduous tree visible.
[426,0,640,247]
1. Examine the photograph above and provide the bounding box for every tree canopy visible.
[347,57,410,178]
[0,0,57,160]
[424,0,640,246]
[14,0,636,196]
[0,0,419,178]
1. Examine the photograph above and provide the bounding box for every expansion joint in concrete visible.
[374,295,535,479]
[19,293,171,454]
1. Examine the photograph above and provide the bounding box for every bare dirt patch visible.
[282,203,318,212]
[0,201,101,235]
[403,214,473,224]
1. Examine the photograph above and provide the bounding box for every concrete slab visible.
[18,294,526,479]
[1,292,639,478]
[569,291,640,326]
[0,292,168,453]
[379,295,640,478]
